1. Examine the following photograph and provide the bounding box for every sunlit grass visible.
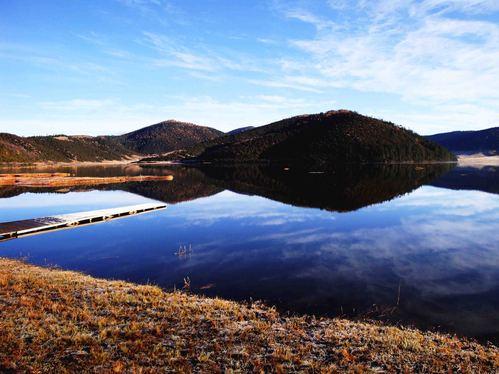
[0,258,497,372]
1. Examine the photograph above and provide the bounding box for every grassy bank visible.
[1,258,497,372]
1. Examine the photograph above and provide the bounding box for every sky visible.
[1,0,498,136]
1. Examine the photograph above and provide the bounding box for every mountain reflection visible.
[431,165,499,194]
[193,164,454,212]
[0,163,455,212]
[0,166,222,204]
[1,163,498,343]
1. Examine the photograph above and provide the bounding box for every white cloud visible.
[142,31,268,74]
[372,103,499,134]
[0,190,151,211]
[413,0,499,15]
[255,95,289,103]
[248,77,325,93]
[276,0,499,133]
[3,1,498,135]
[5,94,332,135]
[0,43,113,79]
[284,9,334,30]
[151,95,332,131]
[38,99,115,111]
[256,37,278,44]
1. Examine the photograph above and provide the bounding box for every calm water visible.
[1,164,498,343]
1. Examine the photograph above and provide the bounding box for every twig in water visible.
[397,281,401,307]
[183,277,191,292]
[174,244,193,258]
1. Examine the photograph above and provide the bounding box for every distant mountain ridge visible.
[226,126,255,135]
[0,120,223,163]
[426,127,499,155]
[153,110,456,166]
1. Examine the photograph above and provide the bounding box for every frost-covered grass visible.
[1,258,497,372]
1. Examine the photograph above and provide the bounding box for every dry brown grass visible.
[0,258,497,373]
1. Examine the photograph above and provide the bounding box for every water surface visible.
[1,164,498,343]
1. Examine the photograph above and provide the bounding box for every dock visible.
[0,203,166,241]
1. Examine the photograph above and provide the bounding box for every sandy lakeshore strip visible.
[0,173,173,187]
[0,258,497,372]
[458,154,499,166]
[0,157,143,168]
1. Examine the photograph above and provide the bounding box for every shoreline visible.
[3,157,495,169]
[0,173,174,188]
[0,158,141,168]
[458,155,499,166]
[1,258,497,372]
[135,159,459,166]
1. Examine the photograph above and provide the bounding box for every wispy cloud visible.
[76,31,107,46]
[284,9,334,30]
[38,99,115,111]
[6,94,331,135]
[3,1,498,135]
[287,7,499,102]
[273,0,499,132]
[76,32,134,60]
[248,77,325,93]
[116,0,174,14]
[142,31,267,74]
[0,43,112,77]
[152,95,333,130]
[256,37,278,44]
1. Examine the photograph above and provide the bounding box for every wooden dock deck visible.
[0,203,166,241]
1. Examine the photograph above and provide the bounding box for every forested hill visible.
[0,133,134,163]
[155,110,456,166]
[114,120,223,155]
[0,120,224,162]
[426,127,499,155]
[1,113,458,164]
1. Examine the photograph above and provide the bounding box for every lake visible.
[1,163,498,343]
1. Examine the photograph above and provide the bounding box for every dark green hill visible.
[114,120,223,155]
[153,110,455,166]
[426,127,499,155]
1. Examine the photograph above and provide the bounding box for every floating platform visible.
[0,203,166,241]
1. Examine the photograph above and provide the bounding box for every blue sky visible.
[1,0,498,136]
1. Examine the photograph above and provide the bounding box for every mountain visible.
[114,120,223,155]
[226,126,255,135]
[426,127,499,155]
[1,112,458,164]
[0,133,134,163]
[152,110,456,166]
[0,120,224,163]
